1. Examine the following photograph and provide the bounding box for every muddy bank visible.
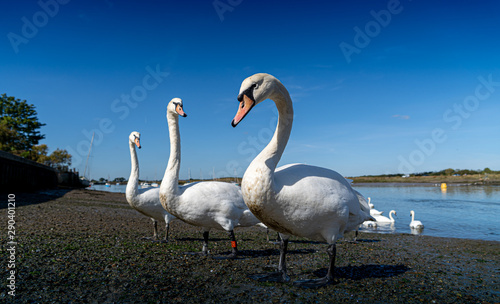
[1,189,498,303]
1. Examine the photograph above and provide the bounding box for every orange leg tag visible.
[231,241,237,248]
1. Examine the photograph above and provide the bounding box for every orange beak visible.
[231,95,255,127]
[134,138,141,149]
[176,104,187,117]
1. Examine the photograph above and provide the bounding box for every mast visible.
[83,132,94,179]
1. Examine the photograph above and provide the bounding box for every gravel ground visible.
[1,188,499,303]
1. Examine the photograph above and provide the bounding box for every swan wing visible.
[177,181,249,230]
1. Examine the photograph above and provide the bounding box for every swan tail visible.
[353,190,375,222]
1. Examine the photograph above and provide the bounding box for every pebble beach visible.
[2,188,499,303]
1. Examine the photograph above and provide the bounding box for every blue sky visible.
[2,0,499,180]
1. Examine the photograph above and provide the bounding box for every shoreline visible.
[1,189,498,303]
[348,174,500,186]
[351,181,498,187]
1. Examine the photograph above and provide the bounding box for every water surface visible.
[88,183,500,241]
[354,184,499,241]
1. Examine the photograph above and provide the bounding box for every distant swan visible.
[126,131,177,242]
[368,197,383,216]
[410,210,424,229]
[373,210,396,223]
[361,220,377,228]
[231,73,373,288]
[159,98,262,258]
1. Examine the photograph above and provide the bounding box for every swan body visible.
[410,210,424,229]
[126,131,177,242]
[159,98,262,257]
[231,73,373,287]
[373,210,396,223]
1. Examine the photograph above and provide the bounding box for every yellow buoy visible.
[440,183,447,189]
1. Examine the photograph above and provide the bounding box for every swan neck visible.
[252,81,293,173]
[126,141,139,200]
[160,113,181,198]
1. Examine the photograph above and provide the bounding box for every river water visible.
[353,183,499,242]
[88,183,500,242]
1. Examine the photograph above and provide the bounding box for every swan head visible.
[129,131,141,149]
[167,98,187,118]
[231,73,278,127]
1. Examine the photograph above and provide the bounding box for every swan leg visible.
[293,244,336,289]
[249,236,290,282]
[201,231,209,255]
[229,230,238,257]
[141,219,160,242]
[213,230,241,260]
[160,223,170,243]
[153,220,159,240]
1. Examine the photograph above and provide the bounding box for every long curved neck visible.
[250,81,294,174]
[411,212,415,221]
[160,112,181,198]
[126,141,139,200]
[389,211,395,221]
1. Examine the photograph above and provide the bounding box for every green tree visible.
[0,120,22,151]
[47,148,72,171]
[443,168,455,176]
[32,144,49,164]
[0,93,46,159]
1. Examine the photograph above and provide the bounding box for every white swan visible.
[361,220,377,228]
[410,210,424,229]
[368,197,383,216]
[373,210,396,223]
[159,98,262,258]
[231,73,373,288]
[126,131,177,242]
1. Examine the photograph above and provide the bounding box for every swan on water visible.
[368,197,383,215]
[410,210,424,229]
[373,210,396,223]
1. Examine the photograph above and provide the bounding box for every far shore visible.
[348,173,500,185]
